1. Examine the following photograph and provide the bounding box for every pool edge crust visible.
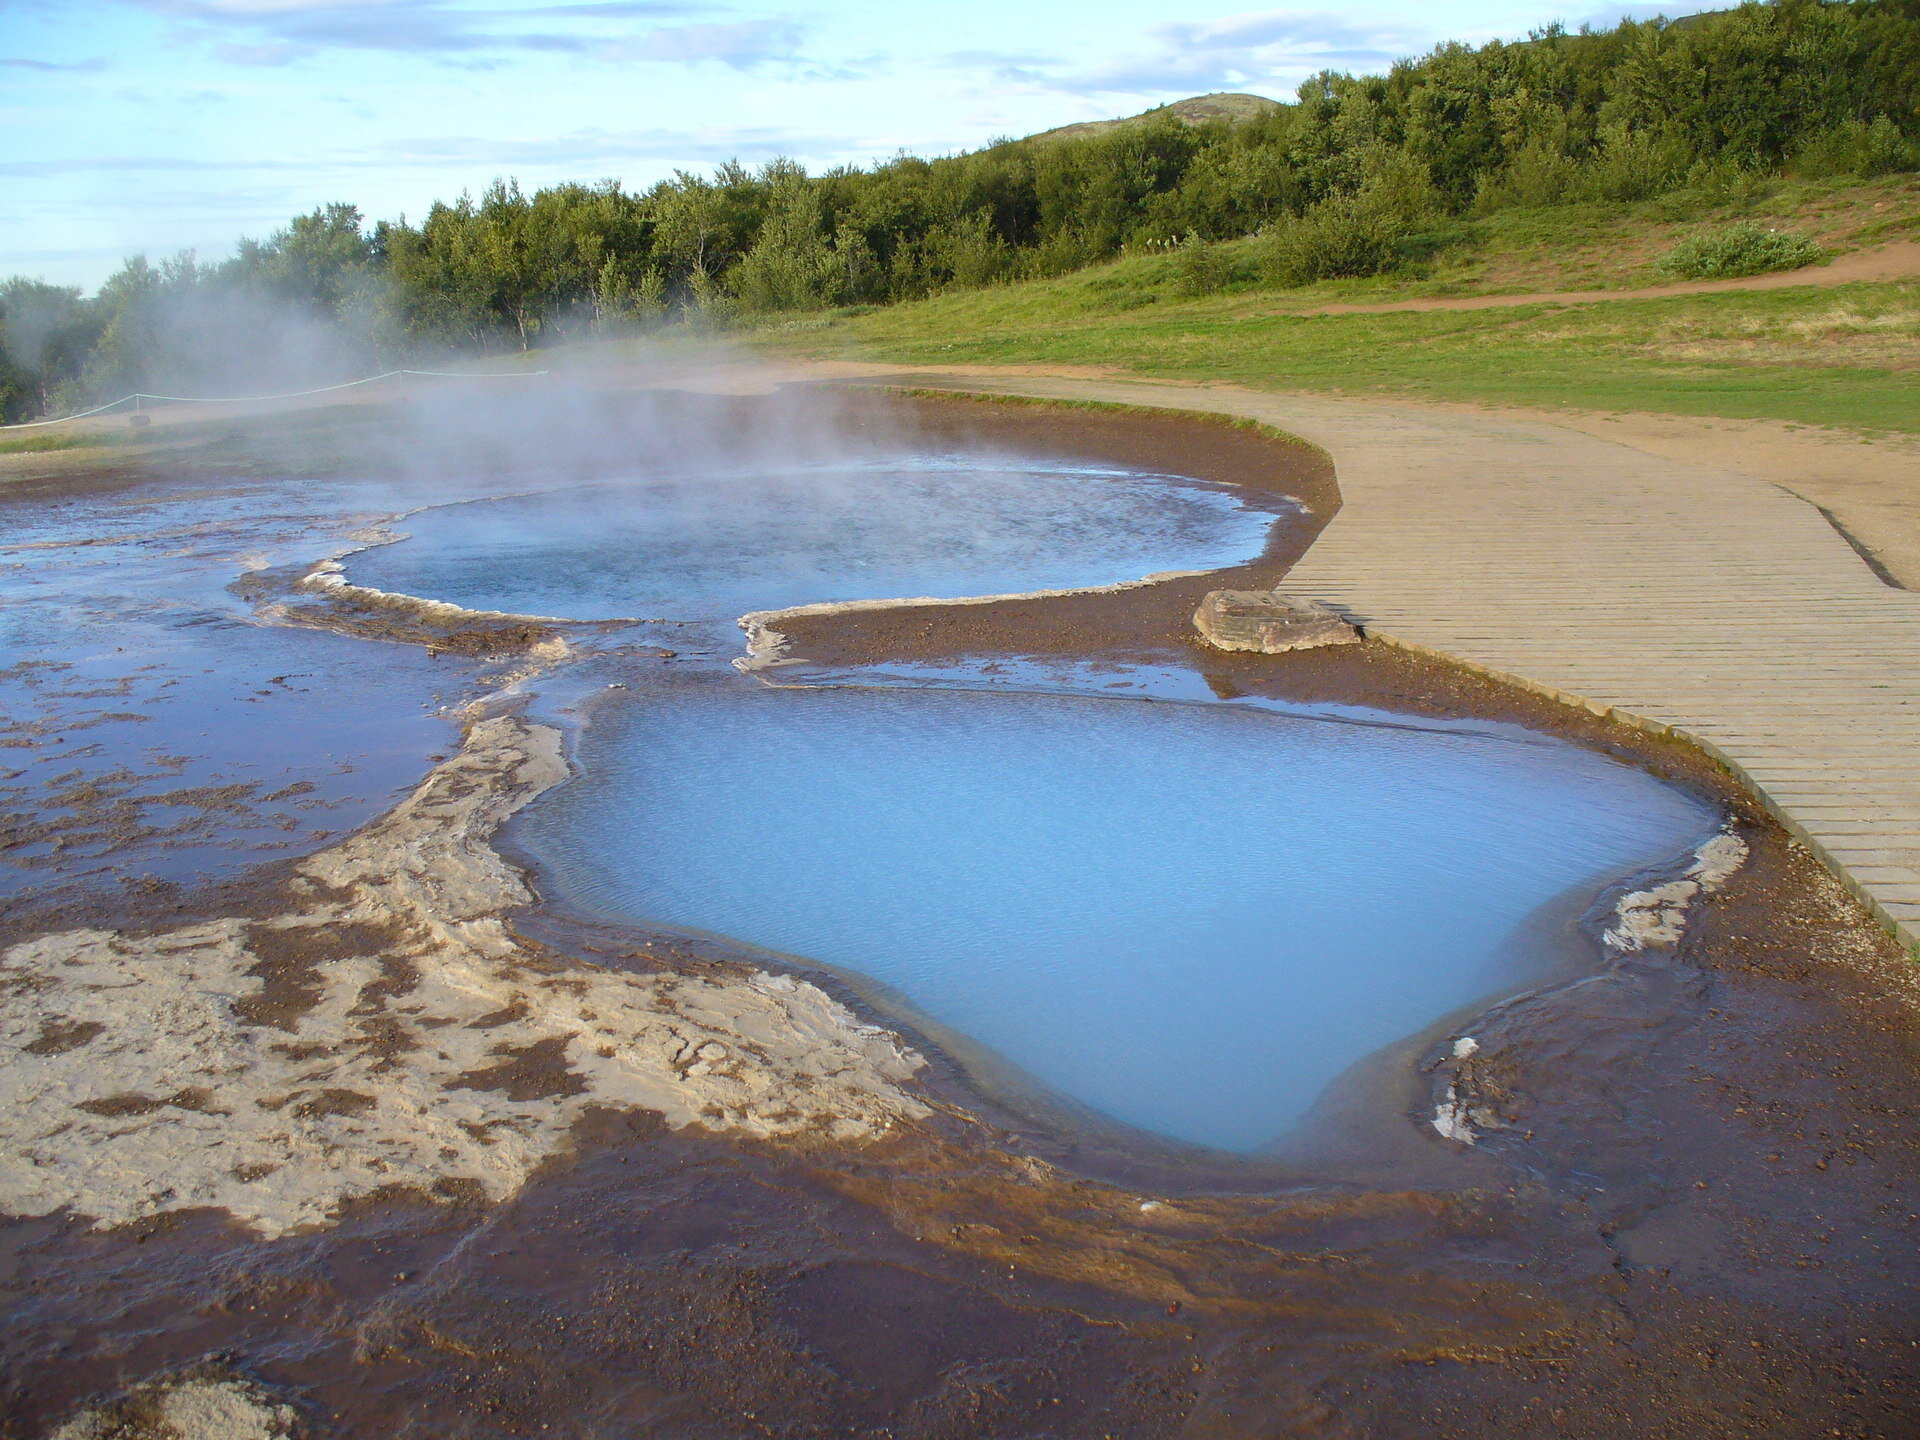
[1193,590,1362,654]
[0,716,931,1240]
[733,568,1217,671]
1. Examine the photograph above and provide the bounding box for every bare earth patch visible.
[0,716,927,1238]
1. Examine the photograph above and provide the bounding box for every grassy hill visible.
[755,173,1920,434]
[1026,93,1283,145]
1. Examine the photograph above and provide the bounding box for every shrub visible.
[1262,197,1402,285]
[1260,203,1471,287]
[1577,125,1695,204]
[1260,148,1454,288]
[1674,158,1776,210]
[1790,117,1917,181]
[1477,139,1581,211]
[1657,222,1825,280]
[1391,220,1481,269]
[1173,237,1235,296]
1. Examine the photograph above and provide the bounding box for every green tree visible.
[727,171,841,312]
[0,278,97,421]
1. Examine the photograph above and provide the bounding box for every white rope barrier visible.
[0,367,551,431]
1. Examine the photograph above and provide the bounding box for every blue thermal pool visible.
[513,679,1716,1152]
[346,454,1288,620]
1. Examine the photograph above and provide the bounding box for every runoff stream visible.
[346,445,1717,1154]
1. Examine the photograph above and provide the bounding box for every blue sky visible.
[1,0,1719,288]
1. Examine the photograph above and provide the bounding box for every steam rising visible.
[319,350,1281,628]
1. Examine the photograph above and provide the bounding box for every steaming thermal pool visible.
[346,455,1287,619]
[289,437,1710,1150]
[515,678,1717,1152]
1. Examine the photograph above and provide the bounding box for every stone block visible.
[1193,590,1361,654]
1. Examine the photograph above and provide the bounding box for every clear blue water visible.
[347,455,1288,620]
[515,678,1715,1152]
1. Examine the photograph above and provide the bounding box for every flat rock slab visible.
[1194,590,1362,653]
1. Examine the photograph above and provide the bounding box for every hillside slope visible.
[755,174,1920,436]
[1026,92,1283,144]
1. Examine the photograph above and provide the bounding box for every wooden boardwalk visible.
[868,372,1920,954]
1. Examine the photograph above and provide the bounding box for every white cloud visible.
[120,0,703,58]
[950,8,1430,99]
[0,55,109,70]
[631,19,803,67]
[0,120,860,179]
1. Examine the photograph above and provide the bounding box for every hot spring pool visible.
[346,453,1289,620]
[514,678,1716,1152]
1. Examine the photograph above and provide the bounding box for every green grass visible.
[0,431,108,454]
[756,262,1920,434]
[739,174,1920,432]
[1410,173,1917,294]
[1002,173,1919,307]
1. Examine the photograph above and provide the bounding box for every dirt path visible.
[1295,238,1920,315]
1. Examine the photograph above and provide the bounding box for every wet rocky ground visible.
[3,387,1917,1439]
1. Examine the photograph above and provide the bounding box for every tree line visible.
[5,0,1918,422]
